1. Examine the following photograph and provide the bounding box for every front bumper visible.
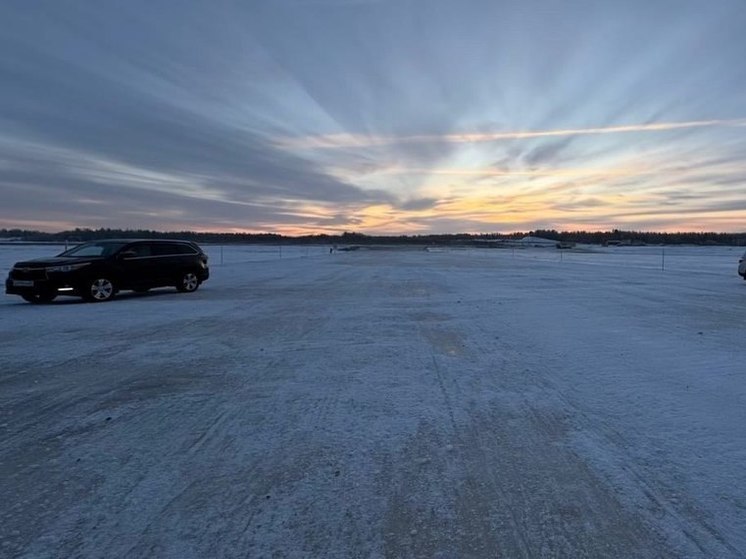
[5,273,80,297]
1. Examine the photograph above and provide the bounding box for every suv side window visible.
[152,242,194,256]
[128,243,152,257]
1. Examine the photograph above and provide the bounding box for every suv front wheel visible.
[176,271,200,293]
[85,278,116,302]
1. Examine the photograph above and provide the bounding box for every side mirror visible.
[119,250,137,259]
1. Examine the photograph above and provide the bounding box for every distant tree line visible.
[1,227,745,246]
[523,229,746,246]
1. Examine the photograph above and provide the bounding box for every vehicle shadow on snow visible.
[7,288,202,306]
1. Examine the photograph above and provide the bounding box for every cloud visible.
[397,197,440,211]
[0,5,398,224]
[273,118,746,150]
[0,38,397,232]
[522,137,575,168]
[0,138,384,233]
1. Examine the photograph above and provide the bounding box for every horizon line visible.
[2,227,746,238]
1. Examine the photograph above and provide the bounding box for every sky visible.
[1,0,746,235]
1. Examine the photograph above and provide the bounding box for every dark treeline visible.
[527,229,746,246]
[1,227,745,246]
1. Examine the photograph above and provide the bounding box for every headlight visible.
[46,262,91,273]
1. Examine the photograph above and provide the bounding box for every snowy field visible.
[1,244,745,557]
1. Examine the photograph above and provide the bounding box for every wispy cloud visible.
[367,164,651,179]
[274,118,746,150]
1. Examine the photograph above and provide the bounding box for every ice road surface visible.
[1,244,745,558]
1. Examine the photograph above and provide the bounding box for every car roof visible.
[82,239,196,244]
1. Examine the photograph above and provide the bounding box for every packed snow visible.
[1,244,745,557]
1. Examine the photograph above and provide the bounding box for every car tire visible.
[176,271,200,293]
[22,292,57,304]
[85,278,116,302]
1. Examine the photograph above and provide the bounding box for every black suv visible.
[5,239,209,303]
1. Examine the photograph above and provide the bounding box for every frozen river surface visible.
[1,245,745,557]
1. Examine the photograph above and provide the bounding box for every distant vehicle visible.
[739,250,746,280]
[5,239,209,303]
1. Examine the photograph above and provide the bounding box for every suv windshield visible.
[59,241,128,258]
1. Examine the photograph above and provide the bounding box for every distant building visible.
[603,239,645,247]
[517,236,557,247]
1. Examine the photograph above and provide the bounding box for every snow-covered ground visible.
[1,244,745,557]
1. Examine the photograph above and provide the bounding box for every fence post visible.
[220,245,224,266]
[661,247,665,271]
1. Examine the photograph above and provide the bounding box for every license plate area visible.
[12,280,34,287]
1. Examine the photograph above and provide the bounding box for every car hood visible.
[13,256,102,268]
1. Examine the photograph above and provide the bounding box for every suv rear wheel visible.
[85,278,116,302]
[176,271,200,293]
